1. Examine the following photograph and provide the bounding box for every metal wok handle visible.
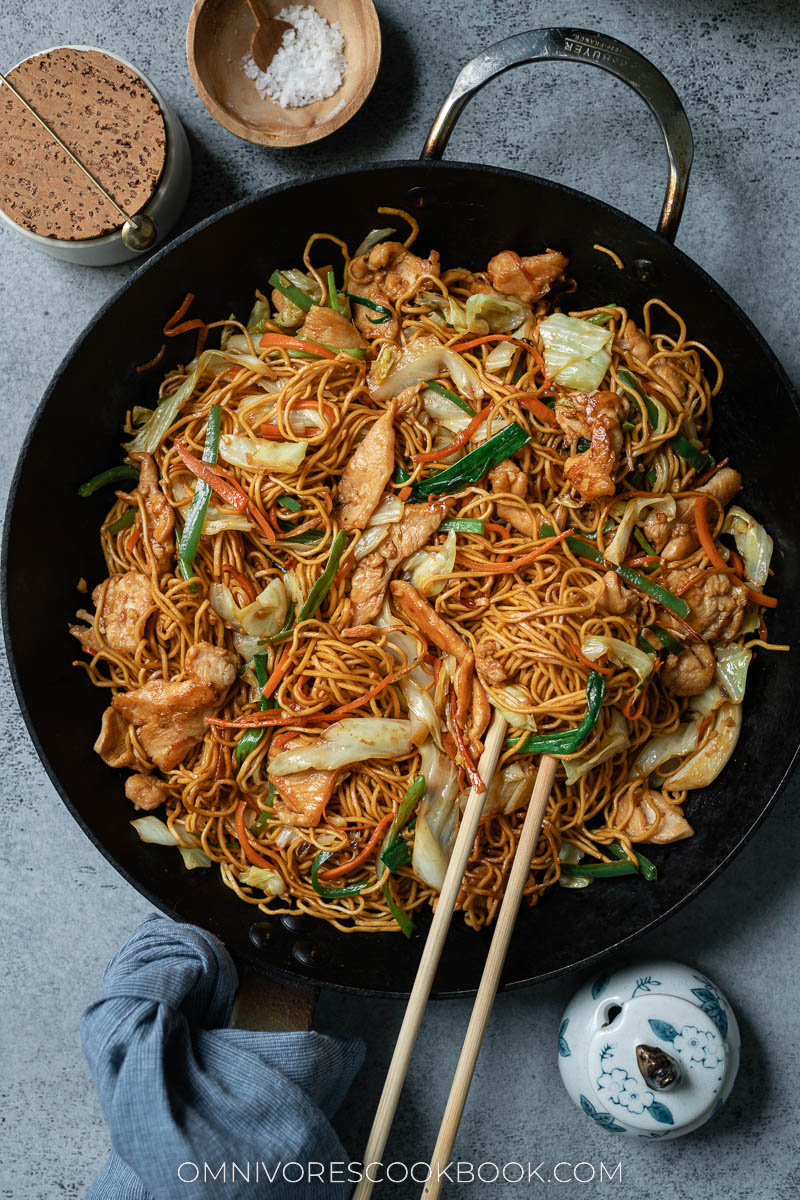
[421,28,693,243]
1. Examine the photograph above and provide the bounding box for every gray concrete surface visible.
[1,1,799,1196]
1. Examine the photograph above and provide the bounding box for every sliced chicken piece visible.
[556,390,624,501]
[70,571,153,657]
[489,460,536,538]
[475,637,508,686]
[346,241,440,340]
[111,642,237,771]
[661,643,716,696]
[663,569,749,643]
[300,305,368,350]
[350,498,450,624]
[623,789,694,844]
[70,608,102,655]
[620,319,689,400]
[453,651,475,731]
[269,734,339,828]
[125,773,167,811]
[588,571,643,617]
[487,249,567,303]
[335,402,396,531]
[645,468,743,561]
[94,706,135,768]
[131,453,175,575]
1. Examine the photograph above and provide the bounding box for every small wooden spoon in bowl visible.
[246,0,291,73]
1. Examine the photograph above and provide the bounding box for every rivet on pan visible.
[281,914,312,934]
[292,940,329,968]
[249,921,274,949]
[633,258,659,285]
[405,185,436,210]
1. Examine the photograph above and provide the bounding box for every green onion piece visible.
[279,529,326,546]
[178,404,221,586]
[637,629,658,655]
[617,368,660,430]
[586,307,618,326]
[311,850,370,898]
[645,468,657,486]
[268,270,314,313]
[633,527,657,557]
[541,524,690,618]
[384,775,425,851]
[266,602,296,645]
[639,623,682,655]
[411,422,530,500]
[295,531,349,624]
[560,860,639,878]
[250,808,271,835]
[394,464,411,485]
[608,839,658,881]
[327,270,342,314]
[265,781,276,807]
[669,434,714,473]
[380,837,412,874]
[343,292,393,325]
[382,881,415,937]
[511,672,606,756]
[107,509,137,534]
[277,495,302,512]
[286,349,318,359]
[576,437,591,453]
[79,464,139,497]
[425,379,476,417]
[234,654,271,767]
[440,518,485,534]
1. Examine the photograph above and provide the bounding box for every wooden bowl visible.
[186,0,381,147]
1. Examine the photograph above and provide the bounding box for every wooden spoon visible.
[246,0,291,73]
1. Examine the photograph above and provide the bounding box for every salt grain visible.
[242,4,346,109]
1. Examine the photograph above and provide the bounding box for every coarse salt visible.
[242,4,346,109]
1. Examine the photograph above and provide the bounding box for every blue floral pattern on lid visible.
[648,1019,724,1070]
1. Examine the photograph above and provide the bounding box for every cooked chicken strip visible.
[335,402,396,531]
[269,734,340,828]
[125,773,167,811]
[94,706,135,768]
[300,305,368,350]
[660,643,716,696]
[623,790,694,844]
[475,638,508,685]
[662,569,748,643]
[350,498,450,624]
[588,571,643,617]
[489,460,536,538]
[70,571,153,657]
[620,319,689,401]
[111,642,236,771]
[131,453,175,575]
[556,390,624,501]
[644,468,743,561]
[487,249,567,303]
[346,241,440,340]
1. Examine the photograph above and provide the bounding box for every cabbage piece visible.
[442,296,469,331]
[272,268,322,328]
[581,635,653,688]
[353,227,396,257]
[631,721,700,780]
[239,866,285,895]
[354,525,390,561]
[715,644,752,703]
[218,434,308,473]
[173,480,253,536]
[563,709,630,785]
[375,599,434,689]
[178,846,213,870]
[402,529,456,597]
[558,841,593,888]
[539,313,613,391]
[486,683,537,731]
[465,292,529,333]
[422,387,473,435]
[664,702,742,790]
[367,495,405,527]
[246,295,271,334]
[209,577,288,638]
[480,762,537,816]
[412,741,460,890]
[604,496,676,565]
[398,675,442,750]
[369,335,482,403]
[268,718,413,775]
[131,816,211,869]
[723,505,773,588]
[127,351,248,454]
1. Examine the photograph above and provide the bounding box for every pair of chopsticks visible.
[353,716,558,1200]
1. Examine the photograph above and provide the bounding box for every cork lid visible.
[0,48,167,241]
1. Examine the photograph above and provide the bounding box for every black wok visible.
[4,30,799,997]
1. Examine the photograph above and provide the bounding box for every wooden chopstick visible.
[352,711,509,1200]
[420,754,558,1199]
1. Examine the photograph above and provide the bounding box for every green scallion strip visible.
[268,270,314,313]
[311,850,370,898]
[343,292,393,325]
[560,860,639,878]
[107,509,137,534]
[384,775,425,851]
[394,464,411,485]
[617,368,660,430]
[279,530,326,546]
[633,527,657,557]
[380,837,412,874]
[576,437,591,453]
[250,807,271,835]
[639,623,682,655]
[608,839,658,881]
[440,518,485,534]
[382,881,415,937]
[425,379,476,417]
[327,270,342,314]
[178,404,221,586]
[266,602,296,645]
[510,672,606,756]
[277,495,302,512]
[411,422,530,500]
[669,434,714,473]
[234,654,271,767]
[586,306,618,325]
[78,464,139,497]
[295,531,349,624]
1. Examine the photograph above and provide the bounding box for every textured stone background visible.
[1,1,799,1197]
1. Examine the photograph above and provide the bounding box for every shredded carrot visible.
[163,293,194,333]
[260,332,337,359]
[450,333,546,374]
[319,813,394,879]
[623,658,662,720]
[517,394,559,426]
[246,500,277,544]
[448,691,484,792]
[412,406,492,463]
[460,527,573,575]
[695,456,729,487]
[728,549,745,578]
[174,442,249,512]
[745,586,778,609]
[163,293,207,356]
[398,485,412,501]
[694,495,729,571]
[261,648,289,701]
[624,555,661,568]
[567,638,614,676]
[135,343,166,373]
[125,521,141,553]
[235,800,273,869]
[215,745,227,780]
[224,566,257,605]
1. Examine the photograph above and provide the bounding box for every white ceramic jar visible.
[557,960,740,1139]
[0,46,191,266]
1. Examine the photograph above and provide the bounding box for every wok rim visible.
[3,157,799,998]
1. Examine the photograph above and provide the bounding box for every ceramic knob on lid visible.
[557,961,740,1139]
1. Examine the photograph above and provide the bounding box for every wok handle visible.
[421,28,693,243]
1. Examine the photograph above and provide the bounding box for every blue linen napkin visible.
[81,914,365,1199]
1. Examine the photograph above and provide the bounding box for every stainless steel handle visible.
[421,28,693,243]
